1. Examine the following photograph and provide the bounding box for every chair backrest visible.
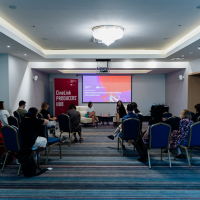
[38,113,44,119]
[188,122,200,148]
[13,111,22,123]
[1,125,22,152]
[122,118,140,140]
[163,112,172,119]
[57,114,72,133]
[167,116,181,131]
[137,114,143,131]
[197,116,200,122]
[7,116,20,128]
[149,123,171,149]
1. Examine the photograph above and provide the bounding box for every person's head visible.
[19,100,26,108]
[69,103,76,110]
[26,107,38,118]
[88,101,93,108]
[194,104,200,113]
[117,100,122,107]
[41,102,49,110]
[180,109,192,119]
[152,105,163,119]
[127,103,134,112]
[0,101,4,110]
[132,102,140,114]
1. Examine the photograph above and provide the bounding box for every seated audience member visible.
[19,107,48,150]
[0,101,10,126]
[132,102,142,115]
[15,100,28,118]
[116,100,126,126]
[135,105,164,162]
[87,101,99,127]
[66,103,83,142]
[0,120,5,158]
[107,103,139,149]
[39,102,57,138]
[168,109,193,159]
[192,104,200,122]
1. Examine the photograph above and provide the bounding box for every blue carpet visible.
[0,123,200,199]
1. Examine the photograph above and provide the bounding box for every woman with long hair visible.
[0,101,10,126]
[115,100,126,126]
[132,102,142,114]
[39,102,57,138]
[87,101,99,127]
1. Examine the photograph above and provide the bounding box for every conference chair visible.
[147,123,171,169]
[166,116,181,131]
[179,122,200,167]
[118,118,140,157]
[1,125,39,175]
[197,116,200,122]
[38,113,56,136]
[7,116,20,129]
[57,114,82,147]
[39,125,62,164]
[13,111,22,123]
[163,112,172,119]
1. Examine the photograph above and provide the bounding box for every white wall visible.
[49,74,165,116]
[8,55,49,114]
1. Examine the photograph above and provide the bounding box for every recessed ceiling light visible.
[189,52,193,54]
[198,46,200,49]
[196,6,200,9]
[7,5,18,9]
[7,46,10,48]
[171,58,184,61]
[24,54,27,56]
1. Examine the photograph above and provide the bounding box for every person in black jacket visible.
[192,104,200,122]
[116,100,126,126]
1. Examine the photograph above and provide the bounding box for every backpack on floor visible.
[18,149,47,177]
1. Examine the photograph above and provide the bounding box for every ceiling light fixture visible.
[59,70,151,74]
[171,58,184,61]
[92,25,124,46]
[198,46,200,49]
[7,46,10,48]
[24,54,26,56]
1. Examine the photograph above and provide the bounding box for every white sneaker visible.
[15,158,20,165]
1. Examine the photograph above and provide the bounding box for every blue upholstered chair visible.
[39,125,62,164]
[1,125,22,175]
[7,116,20,129]
[38,113,56,135]
[57,114,82,147]
[197,116,200,122]
[148,123,171,168]
[163,112,172,119]
[179,122,200,167]
[118,118,140,157]
[13,111,22,123]
[167,116,181,131]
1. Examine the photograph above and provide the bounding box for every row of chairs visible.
[118,118,200,168]
[1,113,82,175]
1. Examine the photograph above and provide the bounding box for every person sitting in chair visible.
[15,100,27,118]
[66,103,83,142]
[192,104,200,122]
[107,103,139,149]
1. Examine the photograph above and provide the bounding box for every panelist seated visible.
[86,101,99,127]
[66,103,83,142]
[116,100,127,126]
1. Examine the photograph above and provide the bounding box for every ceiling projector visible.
[96,59,111,74]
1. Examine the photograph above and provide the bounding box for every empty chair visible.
[163,112,172,119]
[118,118,140,157]
[179,122,200,167]
[7,116,20,129]
[13,111,22,123]
[147,123,171,168]
[167,116,181,131]
[57,114,82,147]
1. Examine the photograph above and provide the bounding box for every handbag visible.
[85,114,89,118]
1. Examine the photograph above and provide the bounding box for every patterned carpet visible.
[1,122,200,199]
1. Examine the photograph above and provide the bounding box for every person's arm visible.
[42,119,49,125]
[47,114,56,121]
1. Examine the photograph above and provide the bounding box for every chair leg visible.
[121,141,123,157]
[147,149,151,169]
[117,137,119,151]
[79,131,82,144]
[69,133,75,147]
[161,148,163,161]
[45,147,47,156]
[1,152,8,172]
[46,147,51,165]
[128,140,131,146]
[174,148,177,160]
[17,164,21,176]
[190,148,192,159]
[59,144,62,159]
[185,149,191,167]
[168,149,171,168]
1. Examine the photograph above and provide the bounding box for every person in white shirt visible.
[87,101,99,127]
[0,101,10,126]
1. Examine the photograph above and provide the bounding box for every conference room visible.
[0,0,200,199]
